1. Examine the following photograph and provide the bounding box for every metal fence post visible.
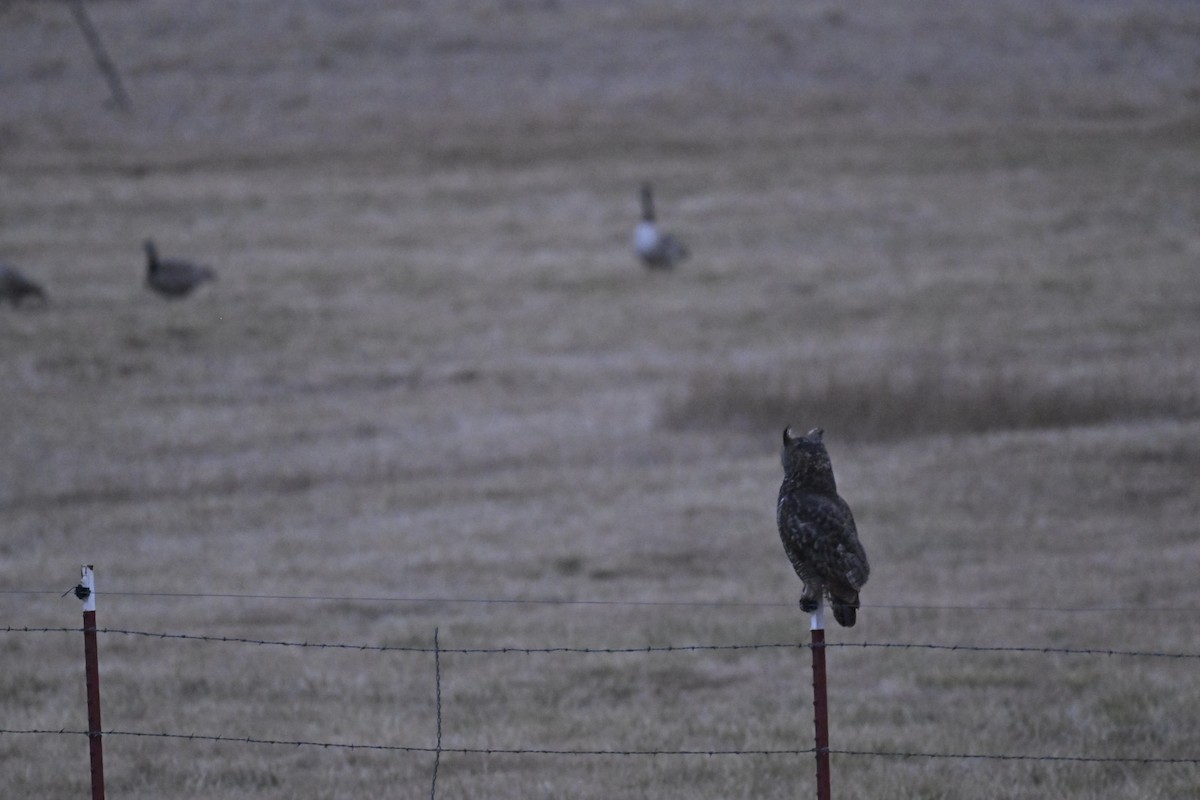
[810,602,830,800]
[78,565,106,800]
[430,627,442,800]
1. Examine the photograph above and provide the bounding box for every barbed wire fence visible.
[3,571,1200,799]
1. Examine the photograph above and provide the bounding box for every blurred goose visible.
[633,182,688,270]
[0,262,48,306]
[144,239,215,298]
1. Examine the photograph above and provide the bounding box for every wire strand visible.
[3,729,1197,765]
[4,587,1195,615]
[4,626,1199,660]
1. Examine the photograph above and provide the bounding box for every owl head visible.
[780,427,837,489]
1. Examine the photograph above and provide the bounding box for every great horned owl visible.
[777,427,869,627]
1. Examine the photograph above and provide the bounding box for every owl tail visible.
[831,593,860,627]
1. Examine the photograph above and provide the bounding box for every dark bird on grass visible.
[633,182,688,270]
[0,262,48,306]
[143,239,215,299]
[777,427,870,627]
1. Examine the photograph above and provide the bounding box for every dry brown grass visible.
[3,1,1200,798]
[661,345,1200,440]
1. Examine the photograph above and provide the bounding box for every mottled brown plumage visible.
[777,427,869,627]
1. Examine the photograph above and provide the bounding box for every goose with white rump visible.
[633,182,688,270]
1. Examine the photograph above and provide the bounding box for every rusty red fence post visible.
[810,602,831,800]
[77,565,106,800]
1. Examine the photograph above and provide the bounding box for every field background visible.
[2,1,1200,798]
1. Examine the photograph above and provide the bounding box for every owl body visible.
[777,427,869,627]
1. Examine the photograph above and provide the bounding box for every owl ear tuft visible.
[806,428,824,442]
[783,426,795,445]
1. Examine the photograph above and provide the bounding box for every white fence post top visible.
[80,565,96,613]
[810,600,825,631]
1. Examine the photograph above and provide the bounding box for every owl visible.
[777,427,869,627]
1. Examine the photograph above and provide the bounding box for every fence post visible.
[77,565,106,800]
[430,627,442,800]
[810,602,831,800]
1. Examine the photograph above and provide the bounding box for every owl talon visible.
[799,597,820,613]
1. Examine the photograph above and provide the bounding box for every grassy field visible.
[2,1,1200,797]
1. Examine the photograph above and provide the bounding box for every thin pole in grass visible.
[66,0,132,112]
[69,565,106,800]
[810,601,831,800]
[430,628,442,800]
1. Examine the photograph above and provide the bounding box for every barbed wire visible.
[7,620,1200,785]
[830,641,1200,659]
[828,748,1200,766]
[0,727,810,757]
[4,625,1199,660]
[3,728,1197,765]
[0,625,805,654]
[3,587,1196,615]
